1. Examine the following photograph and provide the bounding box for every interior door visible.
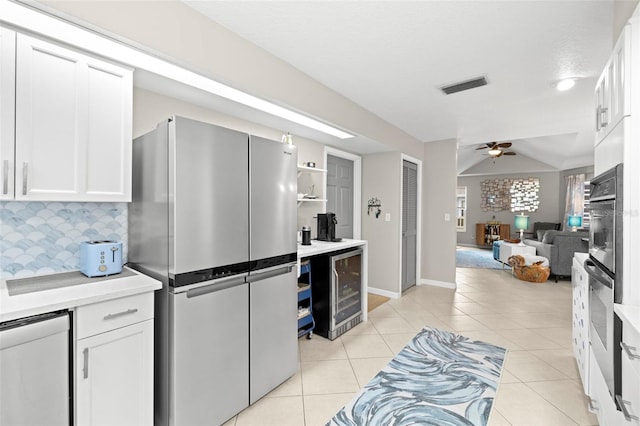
[402,160,418,292]
[326,155,354,239]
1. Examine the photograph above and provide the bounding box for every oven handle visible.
[584,259,613,289]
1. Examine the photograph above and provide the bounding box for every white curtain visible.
[563,174,586,231]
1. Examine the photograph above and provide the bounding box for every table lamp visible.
[567,215,582,232]
[514,213,530,245]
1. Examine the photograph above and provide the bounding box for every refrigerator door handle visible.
[186,276,246,299]
[247,264,295,283]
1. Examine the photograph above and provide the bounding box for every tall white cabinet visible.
[0,27,16,201]
[0,29,132,202]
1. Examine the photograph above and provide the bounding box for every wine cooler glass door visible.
[331,249,363,329]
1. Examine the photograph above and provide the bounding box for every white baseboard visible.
[419,278,457,289]
[368,287,401,299]
[456,243,477,248]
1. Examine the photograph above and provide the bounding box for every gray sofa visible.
[523,230,589,281]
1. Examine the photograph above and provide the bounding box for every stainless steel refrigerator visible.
[128,116,298,426]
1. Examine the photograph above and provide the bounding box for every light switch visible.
[385,213,391,222]
[444,213,451,221]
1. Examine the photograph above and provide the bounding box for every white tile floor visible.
[223,266,598,426]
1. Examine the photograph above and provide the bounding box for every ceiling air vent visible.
[440,76,488,95]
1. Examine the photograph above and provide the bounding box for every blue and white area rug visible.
[327,327,506,426]
[456,248,503,270]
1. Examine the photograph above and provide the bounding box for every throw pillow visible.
[537,230,547,241]
[542,230,558,244]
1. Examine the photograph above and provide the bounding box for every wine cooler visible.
[310,248,363,340]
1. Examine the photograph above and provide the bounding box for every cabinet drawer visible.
[623,323,640,378]
[76,293,153,339]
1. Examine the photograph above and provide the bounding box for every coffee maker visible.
[317,212,342,242]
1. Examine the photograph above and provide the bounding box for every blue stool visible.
[492,240,503,261]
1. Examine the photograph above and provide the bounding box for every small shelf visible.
[297,198,327,207]
[298,165,327,173]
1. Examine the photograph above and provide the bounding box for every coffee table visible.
[499,242,536,269]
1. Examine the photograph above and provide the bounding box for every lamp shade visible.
[568,215,583,228]
[514,214,530,231]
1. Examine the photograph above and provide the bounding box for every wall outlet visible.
[385,213,391,222]
[444,213,451,221]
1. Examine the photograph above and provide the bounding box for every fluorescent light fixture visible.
[0,0,354,139]
[556,78,576,91]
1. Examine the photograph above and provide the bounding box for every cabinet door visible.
[609,25,631,130]
[15,33,132,202]
[595,70,608,145]
[0,27,15,200]
[76,320,153,426]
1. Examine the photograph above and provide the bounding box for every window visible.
[456,186,467,232]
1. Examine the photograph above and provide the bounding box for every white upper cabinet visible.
[0,27,16,201]
[595,25,631,146]
[4,31,132,202]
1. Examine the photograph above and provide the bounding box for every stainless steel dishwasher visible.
[0,310,71,425]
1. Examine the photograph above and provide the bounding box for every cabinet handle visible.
[103,308,138,320]
[22,162,28,196]
[616,395,639,421]
[601,106,609,128]
[588,397,598,412]
[83,348,89,379]
[621,342,640,360]
[2,160,7,195]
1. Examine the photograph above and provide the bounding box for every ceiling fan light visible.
[556,78,576,91]
[488,148,502,156]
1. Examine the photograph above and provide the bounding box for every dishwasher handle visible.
[246,264,295,283]
[186,275,246,299]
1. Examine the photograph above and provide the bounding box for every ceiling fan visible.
[475,142,516,158]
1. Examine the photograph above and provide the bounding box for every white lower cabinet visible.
[618,318,640,425]
[588,347,623,425]
[572,255,589,393]
[75,293,154,426]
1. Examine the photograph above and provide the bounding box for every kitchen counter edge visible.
[1,267,162,323]
[614,303,640,335]
[297,239,368,259]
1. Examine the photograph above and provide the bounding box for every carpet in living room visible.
[456,247,503,270]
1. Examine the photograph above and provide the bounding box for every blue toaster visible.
[80,240,123,277]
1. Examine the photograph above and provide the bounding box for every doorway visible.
[326,155,353,239]
[402,159,418,292]
[325,148,361,240]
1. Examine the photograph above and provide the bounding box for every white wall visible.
[422,140,457,287]
[362,152,401,295]
[456,171,561,246]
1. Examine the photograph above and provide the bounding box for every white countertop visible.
[1,267,162,323]
[615,304,640,335]
[297,238,367,259]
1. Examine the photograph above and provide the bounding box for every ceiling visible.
[180,0,616,174]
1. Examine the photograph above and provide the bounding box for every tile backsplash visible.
[0,201,127,279]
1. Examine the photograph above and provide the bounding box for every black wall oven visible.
[585,163,623,406]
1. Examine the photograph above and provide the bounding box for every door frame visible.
[399,154,422,292]
[324,147,362,239]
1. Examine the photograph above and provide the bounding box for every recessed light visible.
[556,78,576,91]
